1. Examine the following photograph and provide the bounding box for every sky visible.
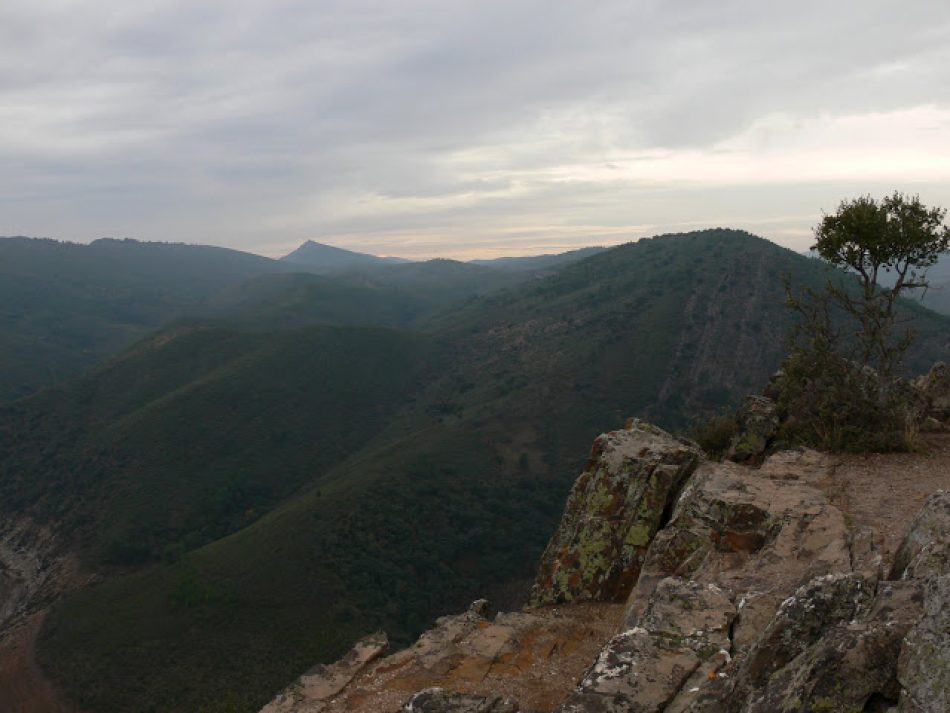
[2,1,949,260]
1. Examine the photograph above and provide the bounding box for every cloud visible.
[1,0,949,258]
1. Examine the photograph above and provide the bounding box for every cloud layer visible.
[2,0,949,258]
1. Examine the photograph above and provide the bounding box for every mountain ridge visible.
[2,228,949,712]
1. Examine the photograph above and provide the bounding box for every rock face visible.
[689,574,921,713]
[558,578,734,713]
[687,490,950,713]
[726,395,780,462]
[558,453,857,713]
[890,490,950,582]
[898,574,950,713]
[624,457,851,650]
[532,419,702,605]
[259,422,950,713]
[892,491,950,713]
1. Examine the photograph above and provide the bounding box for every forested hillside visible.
[0,238,297,401]
[0,237,563,402]
[2,229,947,713]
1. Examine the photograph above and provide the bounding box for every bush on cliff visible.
[780,192,949,451]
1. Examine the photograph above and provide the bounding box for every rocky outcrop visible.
[892,491,950,713]
[686,491,950,713]
[624,457,851,650]
[558,578,734,713]
[555,453,857,713]
[267,598,624,713]
[259,422,950,713]
[532,419,702,605]
[726,395,780,462]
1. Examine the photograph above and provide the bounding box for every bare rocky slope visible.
[0,519,89,713]
[260,414,950,712]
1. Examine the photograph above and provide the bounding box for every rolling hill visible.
[0,237,305,402]
[0,237,580,402]
[3,229,948,713]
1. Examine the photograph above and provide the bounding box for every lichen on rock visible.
[531,419,702,606]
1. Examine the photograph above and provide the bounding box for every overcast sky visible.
[2,1,949,259]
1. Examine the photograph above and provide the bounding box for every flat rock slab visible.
[261,632,389,713]
[301,602,625,713]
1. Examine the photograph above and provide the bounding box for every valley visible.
[1,229,948,712]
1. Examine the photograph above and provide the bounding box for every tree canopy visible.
[814,192,950,296]
[779,192,950,451]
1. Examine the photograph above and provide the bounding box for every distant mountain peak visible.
[281,240,410,272]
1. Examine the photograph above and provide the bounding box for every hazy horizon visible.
[3,1,949,260]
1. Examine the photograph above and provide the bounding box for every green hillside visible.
[201,260,528,331]
[0,324,439,564]
[7,229,949,713]
[0,237,304,402]
[0,239,539,402]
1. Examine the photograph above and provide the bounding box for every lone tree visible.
[812,192,950,377]
[780,192,950,451]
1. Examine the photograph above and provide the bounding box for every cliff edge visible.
[260,418,950,713]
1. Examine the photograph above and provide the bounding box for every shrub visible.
[691,413,739,459]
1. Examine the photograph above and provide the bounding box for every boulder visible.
[726,395,780,462]
[890,491,950,583]
[557,578,735,713]
[893,491,950,713]
[401,688,518,712]
[532,419,702,605]
[624,459,851,651]
[912,362,950,421]
[686,572,921,713]
[897,574,950,713]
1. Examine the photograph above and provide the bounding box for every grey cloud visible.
[1,0,948,256]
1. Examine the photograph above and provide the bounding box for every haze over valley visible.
[1,2,949,712]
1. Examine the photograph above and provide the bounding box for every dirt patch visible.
[830,433,950,566]
[0,519,91,713]
[0,612,82,713]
